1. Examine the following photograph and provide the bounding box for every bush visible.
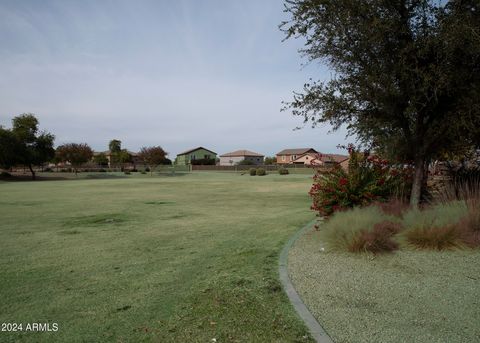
[310,145,413,217]
[98,168,106,172]
[124,171,131,175]
[131,168,138,172]
[249,168,256,176]
[278,168,289,175]
[140,171,147,175]
[256,168,266,176]
[145,167,150,172]
[43,167,53,172]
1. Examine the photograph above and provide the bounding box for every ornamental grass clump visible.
[348,221,402,254]
[318,206,398,252]
[456,193,480,248]
[403,223,463,250]
[400,201,468,250]
[249,168,256,176]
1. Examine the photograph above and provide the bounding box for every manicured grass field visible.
[0,172,315,342]
[289,224,480,343]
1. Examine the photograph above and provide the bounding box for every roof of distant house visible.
[292,152,349,163]
[220,149,264,157]
[276,148,317,155]
[177,146,217,156]
[320,154,349,163]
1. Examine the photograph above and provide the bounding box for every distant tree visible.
[264,156,277,165]
[56,143,93,175]
[282,0,480,206]
[8,113,55,180]
[138,146,167,175]
[0,126,18,169]
[109,139,121,153]
[107,140,133,170]
[50,151,63,172]
[93,152,109,167]
[116,149,132,170]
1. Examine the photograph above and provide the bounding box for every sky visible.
[0,0,352,157]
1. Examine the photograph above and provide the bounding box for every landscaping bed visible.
[288,223,480,343]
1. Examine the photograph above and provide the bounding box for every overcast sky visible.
[0,0,352,157]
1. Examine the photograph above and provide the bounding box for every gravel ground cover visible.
[288,226,480,343]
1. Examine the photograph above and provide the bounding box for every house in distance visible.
[292,152,349,168]
[219,150,264,166]
[276,148,317,164]
[175,147,217,165]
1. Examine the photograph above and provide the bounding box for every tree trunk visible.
[28,164,36,180]
[410,155,425,207]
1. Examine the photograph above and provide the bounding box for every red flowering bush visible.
[309,145,413,216]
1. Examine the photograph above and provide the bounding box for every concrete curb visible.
[279,219,334,343]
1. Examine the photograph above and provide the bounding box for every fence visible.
[191,164,318,174]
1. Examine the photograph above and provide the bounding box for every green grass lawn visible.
[289,225,480,343]
[0,172,315,342]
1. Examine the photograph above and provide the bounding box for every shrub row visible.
[249,168,266,176]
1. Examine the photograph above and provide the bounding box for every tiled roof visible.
[276,148,317,155]
[292,153,349,163]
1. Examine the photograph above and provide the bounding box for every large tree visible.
[5,113,55,180]
[0,126,18,169]
[282,0,480,205]
[56,143,94,175]
[138,146,167,175]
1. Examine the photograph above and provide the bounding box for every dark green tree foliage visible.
[3,114,55,179]
[0,127,18,169]
[264,156,277,165]
[109,139,121,153]
[93,152,109,166]
[282,0,480,205]
[108,139,132,169]
[56,143,93,175]
[138,146,167,175]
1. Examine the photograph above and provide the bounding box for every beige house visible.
[276,148,317,164]
[219,150,264,166]
[292,152,349,169]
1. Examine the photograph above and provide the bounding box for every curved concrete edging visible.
[279,219,334,343]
